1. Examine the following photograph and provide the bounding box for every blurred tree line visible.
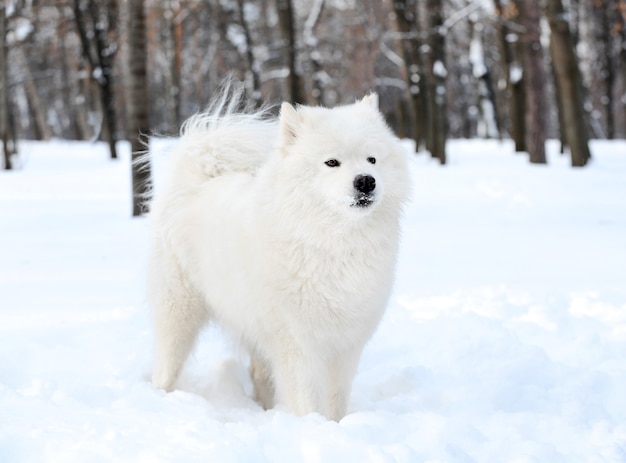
[1,0,625,171]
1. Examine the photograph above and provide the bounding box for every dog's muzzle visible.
[352,174,376,208]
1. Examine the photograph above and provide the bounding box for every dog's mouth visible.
[351,193,375,208]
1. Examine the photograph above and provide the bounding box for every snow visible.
[433,60,448,79]
[469,32,487,79]
[2,139,626,462]
[11,19,34,43]
[91,66,104,83]
[226,24,247,55]
[510,62,523,85]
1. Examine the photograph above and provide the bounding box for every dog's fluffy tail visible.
[169,80,278,189]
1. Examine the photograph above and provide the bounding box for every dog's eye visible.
[367,157,376,165]
[325,158,341,167]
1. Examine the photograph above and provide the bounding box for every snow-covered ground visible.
[1,139,625,462]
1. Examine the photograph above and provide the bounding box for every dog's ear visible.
[279,102,300,146]
[360,93,379,110]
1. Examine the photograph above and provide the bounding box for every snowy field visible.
[1,139,625,462]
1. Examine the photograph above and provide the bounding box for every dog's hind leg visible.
[249,350,275,410]
[150,255,207,392]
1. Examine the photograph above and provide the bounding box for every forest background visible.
[1,0,625,173]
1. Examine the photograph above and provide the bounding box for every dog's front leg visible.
[272,347,329,418]
[327,348,361,421]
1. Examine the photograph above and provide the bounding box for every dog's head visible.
[277,94,409,220]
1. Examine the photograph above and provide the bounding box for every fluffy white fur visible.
[149,86,410,421]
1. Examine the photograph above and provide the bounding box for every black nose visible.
[354,174,376,194]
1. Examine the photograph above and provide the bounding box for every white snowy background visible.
[1,139,625,462]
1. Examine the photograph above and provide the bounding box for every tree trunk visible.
[519,0,547,164]
[392,0,426,150]
[546,0,591,167]
[127,0,152,217]
[16,48,52,140]
[303,0,325,105]
[618,2,626,136]
[498,0,527,152]
[510,72,526,152]
[468,17,500,138]
[73,0,118,159]
[592,1,615,139]
[276,0,303,104]
[0,3,11,170]
[165,0,182,134]
[425,0,446,164]
[237,0,262,105]
[99,78,118,159]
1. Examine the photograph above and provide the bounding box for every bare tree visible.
[276,0,303,104]
[591,0,619,139]
[392,0,426,149]
[424,0,447,164]
[4,0,625,154]
[302,0,325,104]
[236,0,262,105]
[519,0,547,164]
[495,0,528,152]
[73,0,119,159]
[127,0,152,216]
[163,0,183,134]
[546,0,590,167]
[16,45,51,140]
[468,16,500,138]
[618,0,626,137]
[0,2,11,170]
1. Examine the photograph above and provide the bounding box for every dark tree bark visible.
[546,0,591,167]
[276,0,303,104]
[236,0,262,106]
[591,0,616,139]
[495,0,526,151]
[468,16,500,138]
[619,1,626,136]
[392,0,427,150]
[164,0,182,133]
[127,0,152,216]
[16,47,51,140]
[0,3,11,170]
[509,59,526,152]
[73,0,119,159]
[4,0,622,146]
[424,0,447,164]
[519,0,547,164]
[303,0,325,105]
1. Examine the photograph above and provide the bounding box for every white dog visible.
[149,85,410,421]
